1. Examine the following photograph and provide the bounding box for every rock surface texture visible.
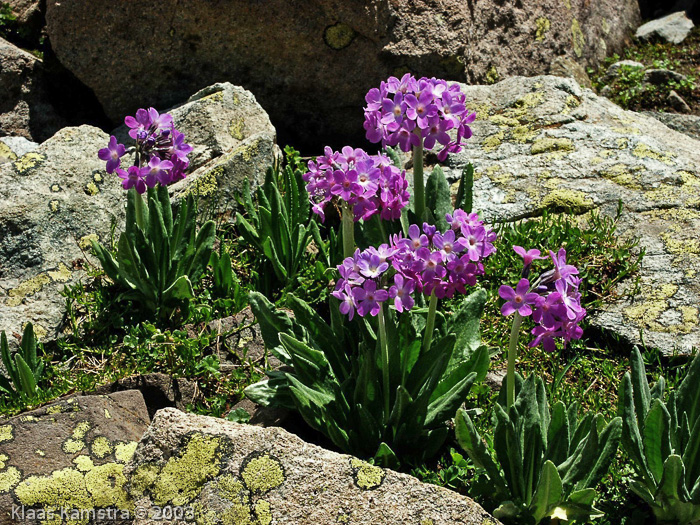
[0,390,150,524]
[125,408,498,524]
[0,37,66,141]
[0,82,275,342]
[44,0,640,148]
[635,11,695,44]
[442,75,700,355]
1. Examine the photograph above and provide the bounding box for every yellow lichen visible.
[531,138,574,155]
[114,441,137,464]
[0,466,21,493]
[0,424,13,443]
[516,91,545,109]
[7,274,51,305]
[63,438,85,454]
[633,143,675,165]
[324,22,356,50]
[85,463,132,509]
[185,165,222,198]
[90,436,113,459]
[221,503,255,525]
[202,91,224,103]
[129,463,161,498]
[0,454,6,469]
[535,17,550,42]
[623,284,679,332]
[48,199,60,213]
[571,18,585,58]
[15,467,92,509]
[152,433,223,505]
[77,234,99,250]
[241,454,285,494]
[602,18,610,34]
[73,456,95,472]
[13,152,46,174]
[36,449,46,457]
[0,141,17,161]
[490,115,520,127]
[229,117,246,140]
[73,421,91,439]
[482,132,504,152]
[216,474,244,501]
[350,458,385,490]
[254,500,272,525]
[50,183,61,192]
[599,164,642,189]
[617,138,628,149]
[85,182,100,196]
[511,125,538,143]
[421,520,435,525]
[48,263,72,282]
[540,189,595,213]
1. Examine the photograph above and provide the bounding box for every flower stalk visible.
[342,201,354,259]
[422,290,438,354]
[506,311,523,410]
[377,303,391,423]
[413,134,425,220]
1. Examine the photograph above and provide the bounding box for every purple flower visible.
[141,156,174,187]
[125,108,152,140]
[98,136,126,174]
[389,274,415,313]
[332,285,357,321]
[513,246,546,267]
[353,280,389,317]
[499,279,541,316]
[116,166,146,194]
[358,253,389,279]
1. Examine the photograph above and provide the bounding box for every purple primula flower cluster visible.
[363,74,477,161]
[303,146,409,222]
[499,247,586,352]
[333,211,496,319]
[97,107,193,194]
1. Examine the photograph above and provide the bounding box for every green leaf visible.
[374,442,400,469]
[425,165,451,231]
[583,416,622,490]
[630,346,652,424]
[445,288,488,378]
[619,372,652,485]
[248,292,295,364]
[546,401,570,467]
[683,416,700,488]
[20,322,37,374]
[644,399,672,484]
[262,237,288,281]
[162,275,194,304]
[455,409,508,494]
[425,371,476,427]
[657,455,689,503]
[676,352,700,431]
[531,460,563,522]
[15,355,37,398]
[244,371,295,410]
[455,163,474,213]
[494,403,525,501]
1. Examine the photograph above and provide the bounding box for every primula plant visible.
[363,74,476,220]
[245,211,496,466]
[456,246,622,523]
[619,347,700,523]
[92,108,215,321]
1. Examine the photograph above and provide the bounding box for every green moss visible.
[12,152,46,174]
[535,17,550,42]
[241,453,285,494]
[485,66,500,84]
[114,441,137,464]
[571,18,585,58]
[324,22,356,50]
[350,458,385,490]
[540,189,595,213]
[0,424,13,443]
[153,433,223,505]
[90,436,113,459]
[0,466,21,493]
[531,137,574,155]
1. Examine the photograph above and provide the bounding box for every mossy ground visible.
[590,26,700,114]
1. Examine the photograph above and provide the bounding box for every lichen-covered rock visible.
[44,0,639,148]
[0,82,276,342]
[441,75,700,355]
[124,408,498,524]
[0,37,67,142]
[644,111,700,141]
[0,390,149,524]
[635,11,694,44]
[0,135,38,164]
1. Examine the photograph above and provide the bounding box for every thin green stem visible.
[412,134,425,220]
[378,303,391,423]
[422,291,438,354]
[341,201,354,259]
[506,312,523,410]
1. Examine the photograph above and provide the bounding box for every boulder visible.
[44,0,640,149]
[0,83,276,343]
[0,135,38,164]
[124,408,499,524]
[668,89,693,113]
[441,75,700,356]
[644,111,700,140]
[643,68,689,85]
[0,390,149,524]
[4,0,43,45]
[636,11,695,44]
[601,59,645,83]
[0,37,66,142]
